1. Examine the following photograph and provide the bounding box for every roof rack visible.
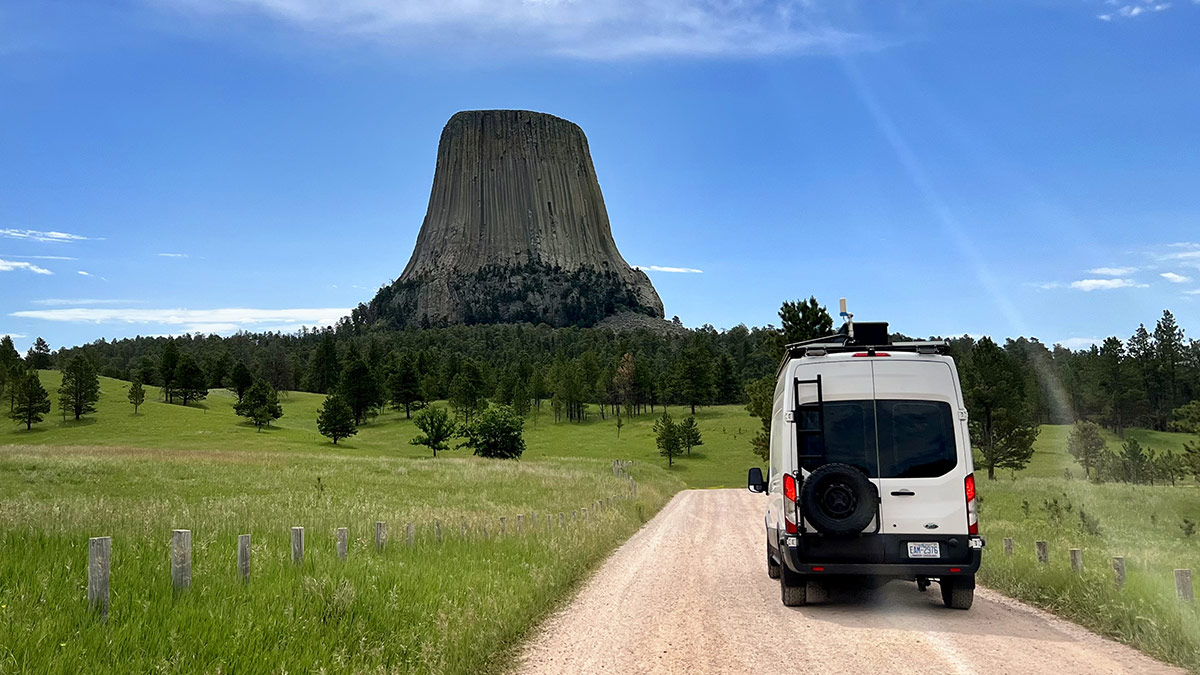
[776,339,950,376]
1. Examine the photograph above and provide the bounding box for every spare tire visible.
[800,463,877,536]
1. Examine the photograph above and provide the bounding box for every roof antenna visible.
[840,297,854,342]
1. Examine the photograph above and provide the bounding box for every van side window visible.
[876,401,957,478]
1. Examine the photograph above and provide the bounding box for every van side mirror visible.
[748,467,767,493]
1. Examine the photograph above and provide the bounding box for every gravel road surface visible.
[518,489,1182,674]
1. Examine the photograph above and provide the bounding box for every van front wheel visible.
[940,576,974,610]
[780,565,808,607]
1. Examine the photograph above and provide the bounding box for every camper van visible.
[747,312,984,609]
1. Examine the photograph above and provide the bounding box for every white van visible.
[747,319,984,609]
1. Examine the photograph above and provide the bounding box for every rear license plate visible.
[907,542,940,559]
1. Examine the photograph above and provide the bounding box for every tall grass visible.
[0,446,680,673]
[978,477,1200,672]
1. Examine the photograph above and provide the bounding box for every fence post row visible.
[172,529,192,590]
[238,534,251,582]
[88,536,111,621]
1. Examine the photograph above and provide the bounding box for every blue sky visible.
[1,0,1198,354]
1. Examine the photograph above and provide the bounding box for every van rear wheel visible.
[780,565,808,607]
[940,576,974,610]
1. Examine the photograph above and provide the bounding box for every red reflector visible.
[783,474,797,501]
[812,567,825,572]
[964,474,976,502]
[851,352,891,357]
[969,522,979,535]
[949,568,962,573]
[785,519,797,534]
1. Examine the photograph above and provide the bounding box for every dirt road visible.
[518,489,1181,674]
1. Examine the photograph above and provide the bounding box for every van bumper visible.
[779,534,983,577]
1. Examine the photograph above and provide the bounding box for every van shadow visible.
[785,580,1071,643]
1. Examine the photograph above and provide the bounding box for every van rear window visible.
[798,400,957,478]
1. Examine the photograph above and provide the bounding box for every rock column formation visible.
[359,110,663,328]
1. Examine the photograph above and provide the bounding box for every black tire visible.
[780,564,807,607]
[941,576,974,610]
[799,463,878,536]
[767,542,781,579]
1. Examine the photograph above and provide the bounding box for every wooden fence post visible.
[500,516,507,536]
[517,514,524,534]
[1036,541,1049,564]
[559,512,565,530]
[1003,538,1013,556]
[406,522,415,548]
[88,536,111,620]
[1070,548,1083,573]
[582,508,588,520]
[291,527,304,566]
[435,521,443,544]
[238,534,251,582]
[375,521,387,551]
[171,530,192,590]
[336,528,348,560]
[1112,557,1125,589]
[461,519,468,539]
[1177,569,1194,602]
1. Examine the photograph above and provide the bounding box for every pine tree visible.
[128,378,145,413]
[745,375,774,462]
[449,360,487,423]
[387,354,422,418]
[410,406,456,458]
[964,337,1038,479]
[172,354,208,406]
[305,333,341,394]
[714,353,741,404]
[1119,437,1147,484]
[10,370,51,430]
[1067,421,1107,480]
[159,339,180,404]
[234,379,283,430]
[777,297,834,351]
[26,337,52,370]
[339,346,380,426]
[57,354,100,420]
[654,411,682,467]
[675,344,714,415]
[678,416,703,456]
[228,361,253,403]
[317,394,357,445]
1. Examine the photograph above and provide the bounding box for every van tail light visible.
[965,473,979,535]
[784,473,798,534]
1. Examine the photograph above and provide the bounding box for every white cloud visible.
[32,298,144,306]
[157,253,188,258]
[1161,272,1191,283]
[1,333,27,339]
[0,258,53,275]
[633,265,704,273]
[1187,288,1200,295]
[1056,337,1103,350]
[0,228,95,243]
[1098,1,1172,19]
[11,307,350,334]
[1089,266,1137,275]
[77,270,91,276]
[0,254,77,260]
[1069,278,1147,291]
[164,0,872,59]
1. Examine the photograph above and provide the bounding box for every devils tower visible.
[357,110,664,329]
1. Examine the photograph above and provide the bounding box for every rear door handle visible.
[890,489,915,496]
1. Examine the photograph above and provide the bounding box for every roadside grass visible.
[977,476,1200,672]
[0,445,680,673]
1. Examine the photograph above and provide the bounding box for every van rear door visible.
[871,359,968,536]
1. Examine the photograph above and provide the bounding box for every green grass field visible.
[4,371,1199,672]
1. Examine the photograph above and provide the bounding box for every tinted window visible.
[799,401,876,476]
[876,400,957,478]
[797,399,957,478]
